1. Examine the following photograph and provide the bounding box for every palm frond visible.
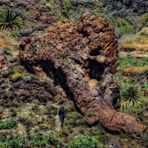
[0,8,20,30]
[122,86,140,106]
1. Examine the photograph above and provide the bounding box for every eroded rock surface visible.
[19,12,146,135]
[0,52,8,69]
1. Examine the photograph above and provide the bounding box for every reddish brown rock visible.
[0,52,8,69]
[19,12,146,135]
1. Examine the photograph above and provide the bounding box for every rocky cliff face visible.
[71,0,148,16]
[102,0,148,16]
[19,12,146,135]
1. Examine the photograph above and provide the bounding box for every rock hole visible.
[90,48,101,56]
[88,60,106,81]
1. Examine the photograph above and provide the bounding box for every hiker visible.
[58,105,66,128]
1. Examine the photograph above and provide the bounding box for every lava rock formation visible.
[19,12,146,135]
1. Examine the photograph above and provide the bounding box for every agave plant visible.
[0,8,20,30]
[122,86,141,106]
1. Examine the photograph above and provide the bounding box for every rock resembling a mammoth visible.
[19,12,146,135]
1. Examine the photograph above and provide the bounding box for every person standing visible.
[58,105,66,128]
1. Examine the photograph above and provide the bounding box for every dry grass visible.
[0,30,19,57]
[121,66,148,75]
[0,30,18,48]
[120,27,148,52]
[120,51,148,58]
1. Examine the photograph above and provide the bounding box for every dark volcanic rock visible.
[0,75,57,106]
[101,0,148,16]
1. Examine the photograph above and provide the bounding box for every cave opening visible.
[40,61,73,97]
[39,60,82,112]
[20,59,82,112]
[88,60,106,81]
[89,48,101,56]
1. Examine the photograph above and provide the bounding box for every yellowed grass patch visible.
[122,66,148,75]
[0,30,18,48]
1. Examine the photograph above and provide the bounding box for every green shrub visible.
[141,13,148,24]
[0,135,6,142]
[143,83,148,90]
[67,112,85,127]
[0,119,17,130]
[31,134,62,148]
[7,137,25,148]
[141,134,148,147]
[119,55,148,70]
[59,130,69,138]
[60,0,72,18]
[0,8,23,30]
[87,112,95,117]
[65,103,75,112]
[11,72,23,81]
[140,32,148,37]
[0,142,6,148]
[47,105,58,116]
[109,16,136,36]
[68,135,102,148]
[11,66,25,81]
[122,86,140,106]
[44,1,53,9]
[89,129,109,144]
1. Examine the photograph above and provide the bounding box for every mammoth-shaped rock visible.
[19,12,146,135]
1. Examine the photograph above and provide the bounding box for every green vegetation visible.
[60,0,72,18]
[89,128,110,144]
[11,73,24,81]
[0,119,17,130]
[110,16,136,36]
[122,86,140,106]
[7,137,25,148]
[0,135,61,148]
[65,102,75,112]
[44,1,53,9]
[11,66,25,81]
[141,13,148,25]
[68,134,102,148]
[0,8,23,30]
[143,83,148,90]
[59,130,69,138]
[115,72,147,114]
[0,68,13,77]
[47,105,58,116]
[140,134,148,147]
[119,55,148,70]
[0,134,104,148]
[140,31,148,37]
[30,134,62,148]
[66,112,85,127]
[87,112,95,117]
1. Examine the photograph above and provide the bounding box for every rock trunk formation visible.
[19,13,146,135]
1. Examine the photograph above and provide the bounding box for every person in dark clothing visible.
[58,105,66,128]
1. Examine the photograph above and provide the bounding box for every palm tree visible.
[0,8,20,30]
[122,86,141,106]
